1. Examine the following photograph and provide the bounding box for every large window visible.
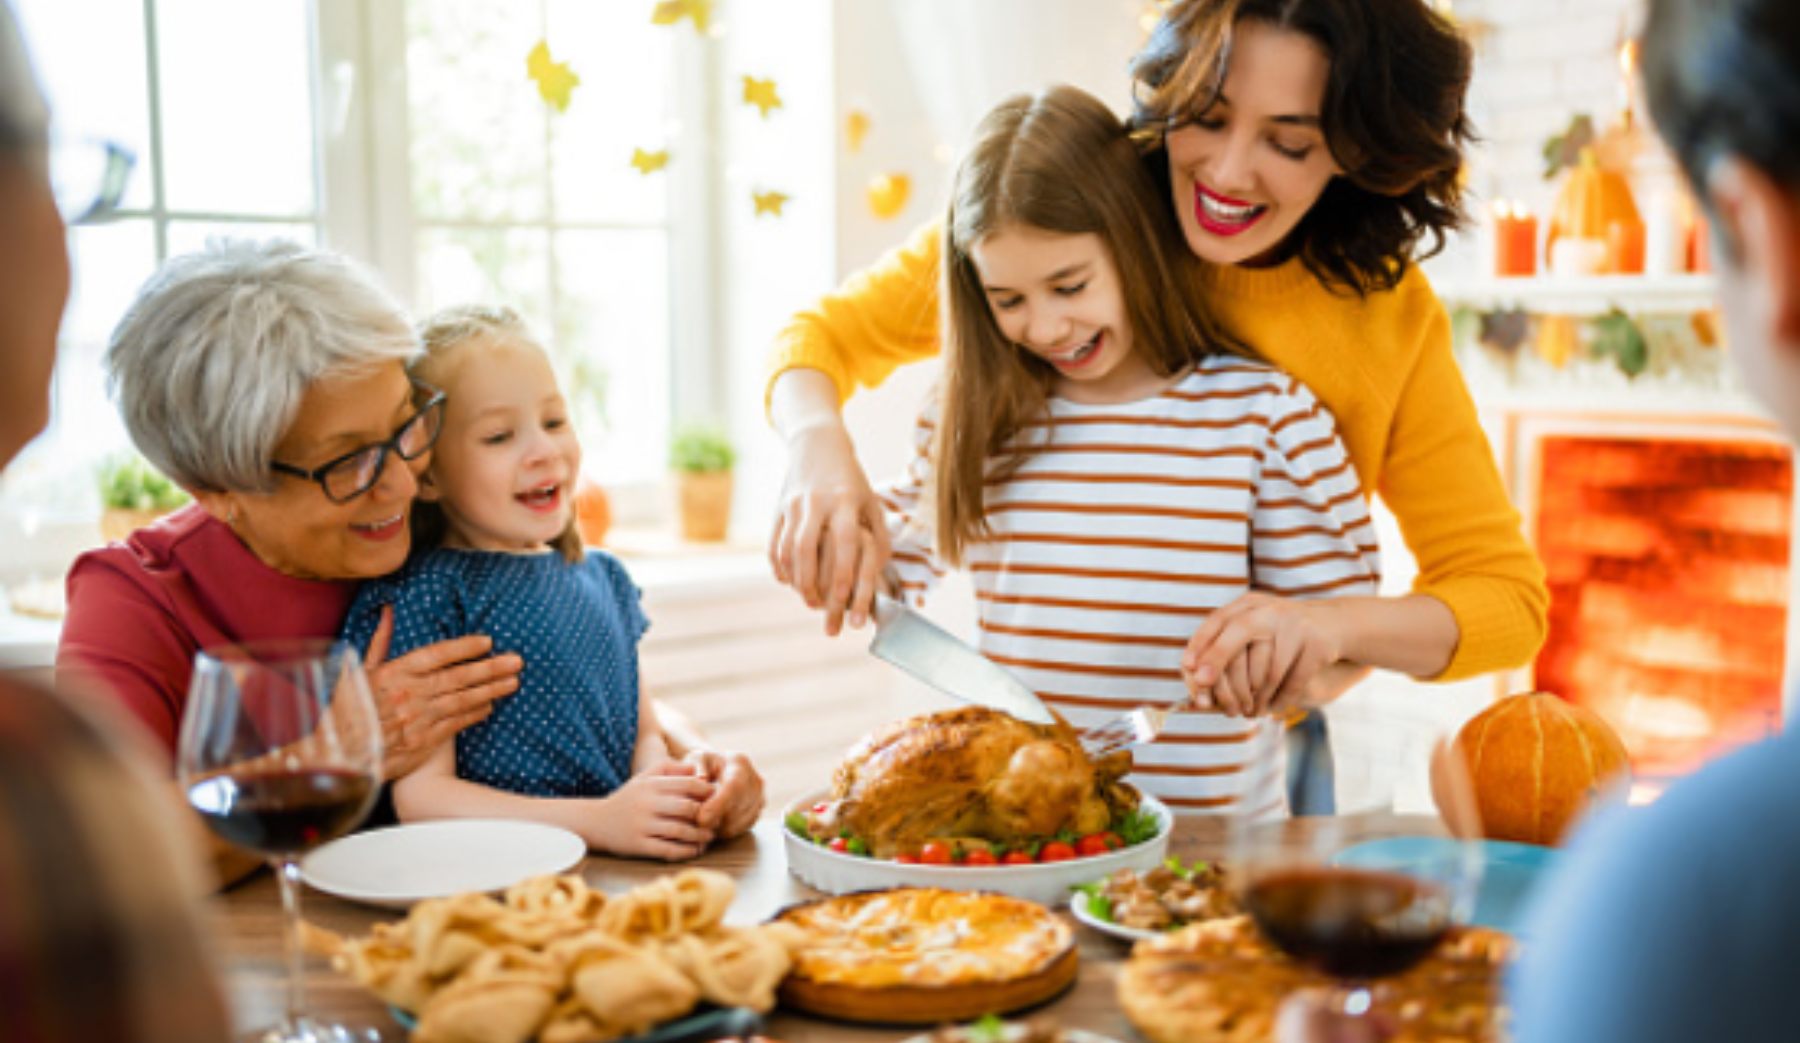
[8,0,706,521]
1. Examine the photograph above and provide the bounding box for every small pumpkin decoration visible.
[574,477,613,547]
[1546,148,1642,274]
[1436,691,1631,846]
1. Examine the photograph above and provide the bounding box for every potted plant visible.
[669,425,734,542]
[97,453,190,541]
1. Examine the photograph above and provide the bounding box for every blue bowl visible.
[1331,836,1559,936]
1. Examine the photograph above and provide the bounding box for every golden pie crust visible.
[1117,915,1514,1043]
[773,888,1077,1024]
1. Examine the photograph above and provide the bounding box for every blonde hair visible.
[935,85,1248,564]
[411,305,583,563]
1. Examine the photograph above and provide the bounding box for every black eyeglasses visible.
[270,386,446,503]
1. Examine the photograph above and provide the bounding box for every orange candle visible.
[1606,218,1646,274]
[1494,201,1538,277]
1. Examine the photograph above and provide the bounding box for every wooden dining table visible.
[214,814,1430,1042]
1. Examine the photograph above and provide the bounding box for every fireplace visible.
[1510,411,1793,787]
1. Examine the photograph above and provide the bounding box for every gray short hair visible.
[106,239,419,493]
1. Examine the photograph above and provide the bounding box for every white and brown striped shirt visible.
[880,357,1381,815]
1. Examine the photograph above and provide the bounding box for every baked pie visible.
[773,888,1077,1024]
[1117,915,1514,1043]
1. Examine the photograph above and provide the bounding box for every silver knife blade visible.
[869,594,1055,724]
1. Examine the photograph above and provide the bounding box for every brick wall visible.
[1433,0,1646,277]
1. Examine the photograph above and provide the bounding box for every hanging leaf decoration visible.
[845,108,872,153]
[742,76,783,119]
[1691,308,1721,348]
[1541,113,1596,181]
[752,189,790,217]
[525,41,580,112]
[650,0,713,34]
[1590,308,1649,377]
[865,173,911,219]
[629,148,670,174]
[1478,308,1530,354]
[1535,315,1579,368]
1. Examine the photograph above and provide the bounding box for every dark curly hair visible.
[1130,0,1474,296]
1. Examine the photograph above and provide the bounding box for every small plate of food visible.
[1068,858,1239,943]
[905,1014,1126,1043]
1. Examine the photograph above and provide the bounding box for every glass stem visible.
[275,858,307,1034]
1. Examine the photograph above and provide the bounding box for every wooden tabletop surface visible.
[213,814,1429,1041]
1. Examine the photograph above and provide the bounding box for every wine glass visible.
[178,639,382,1043]
[1229,716,1483,1022]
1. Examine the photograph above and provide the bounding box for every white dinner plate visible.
[300,819,586,908]
[1068,890,1161,943]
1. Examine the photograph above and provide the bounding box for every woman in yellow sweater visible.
[767,0,1547,711]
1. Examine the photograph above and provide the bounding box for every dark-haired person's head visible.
[0,0,69,467]
[1643,0,1800,432]
[1131,0,1473,295]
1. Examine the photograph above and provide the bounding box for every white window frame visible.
[318,0,723,522]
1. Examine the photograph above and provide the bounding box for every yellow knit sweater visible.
[766,222,1548,680]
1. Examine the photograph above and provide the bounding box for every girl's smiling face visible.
[1163,18,1342,267]
[422,336,581,553]
[970,224,1164,404]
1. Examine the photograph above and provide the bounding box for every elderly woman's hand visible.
[684,748,765,839]
[363,605,522,780]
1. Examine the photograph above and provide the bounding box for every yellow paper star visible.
[742,76,783,119]
[752,189,790,217]
[845,108,872,153]
[629,148,670,174]
[650,0,713,33]
[525,41,579,112]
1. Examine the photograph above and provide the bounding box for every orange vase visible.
[574,478,612,547]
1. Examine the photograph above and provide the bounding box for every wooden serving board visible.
[777,944,1080,1025]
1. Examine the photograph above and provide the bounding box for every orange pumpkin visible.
[574,477,612,547]
[1546,148,1643,274]
[1445,691,1631,846]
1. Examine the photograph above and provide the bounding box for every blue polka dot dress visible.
[341,548,646,797]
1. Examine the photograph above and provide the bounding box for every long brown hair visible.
[411,305,583,563]
[1131,0,1474,295]
[935,85,1245,565]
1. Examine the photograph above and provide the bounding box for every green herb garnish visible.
[1072,880,1114,922]
[784,811,809,838]
[1163,856,1208,880]
[967,1013,1009,1043]
[1115,807,1160,846]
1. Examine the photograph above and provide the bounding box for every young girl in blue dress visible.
[342,306,762,860]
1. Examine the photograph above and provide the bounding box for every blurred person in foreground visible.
[1281,0,1800,1040]
[1508,1,1800,1036]
[0,2,232,1040]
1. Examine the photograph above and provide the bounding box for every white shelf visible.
[1434,273,1718,316]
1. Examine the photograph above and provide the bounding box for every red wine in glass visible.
[188,768,376,857]
[1246,866,1453,980]
[177,639,383,1043]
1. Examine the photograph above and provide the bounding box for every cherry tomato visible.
[1039,841,1076,863]
[919,841,954,865]
[893,853,920,864]
[827,836,850,854]
[1075,833,1112,858]
[812,802,829,814]
[1100,831,1124,850]
[1001,850,1036,866]
[963,848,998,866]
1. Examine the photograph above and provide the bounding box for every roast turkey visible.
[827,706,1138,857]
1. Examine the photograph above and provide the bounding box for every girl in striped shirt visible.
[874,85,1381,815]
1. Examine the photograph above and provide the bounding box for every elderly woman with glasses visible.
[57,239,525,885]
